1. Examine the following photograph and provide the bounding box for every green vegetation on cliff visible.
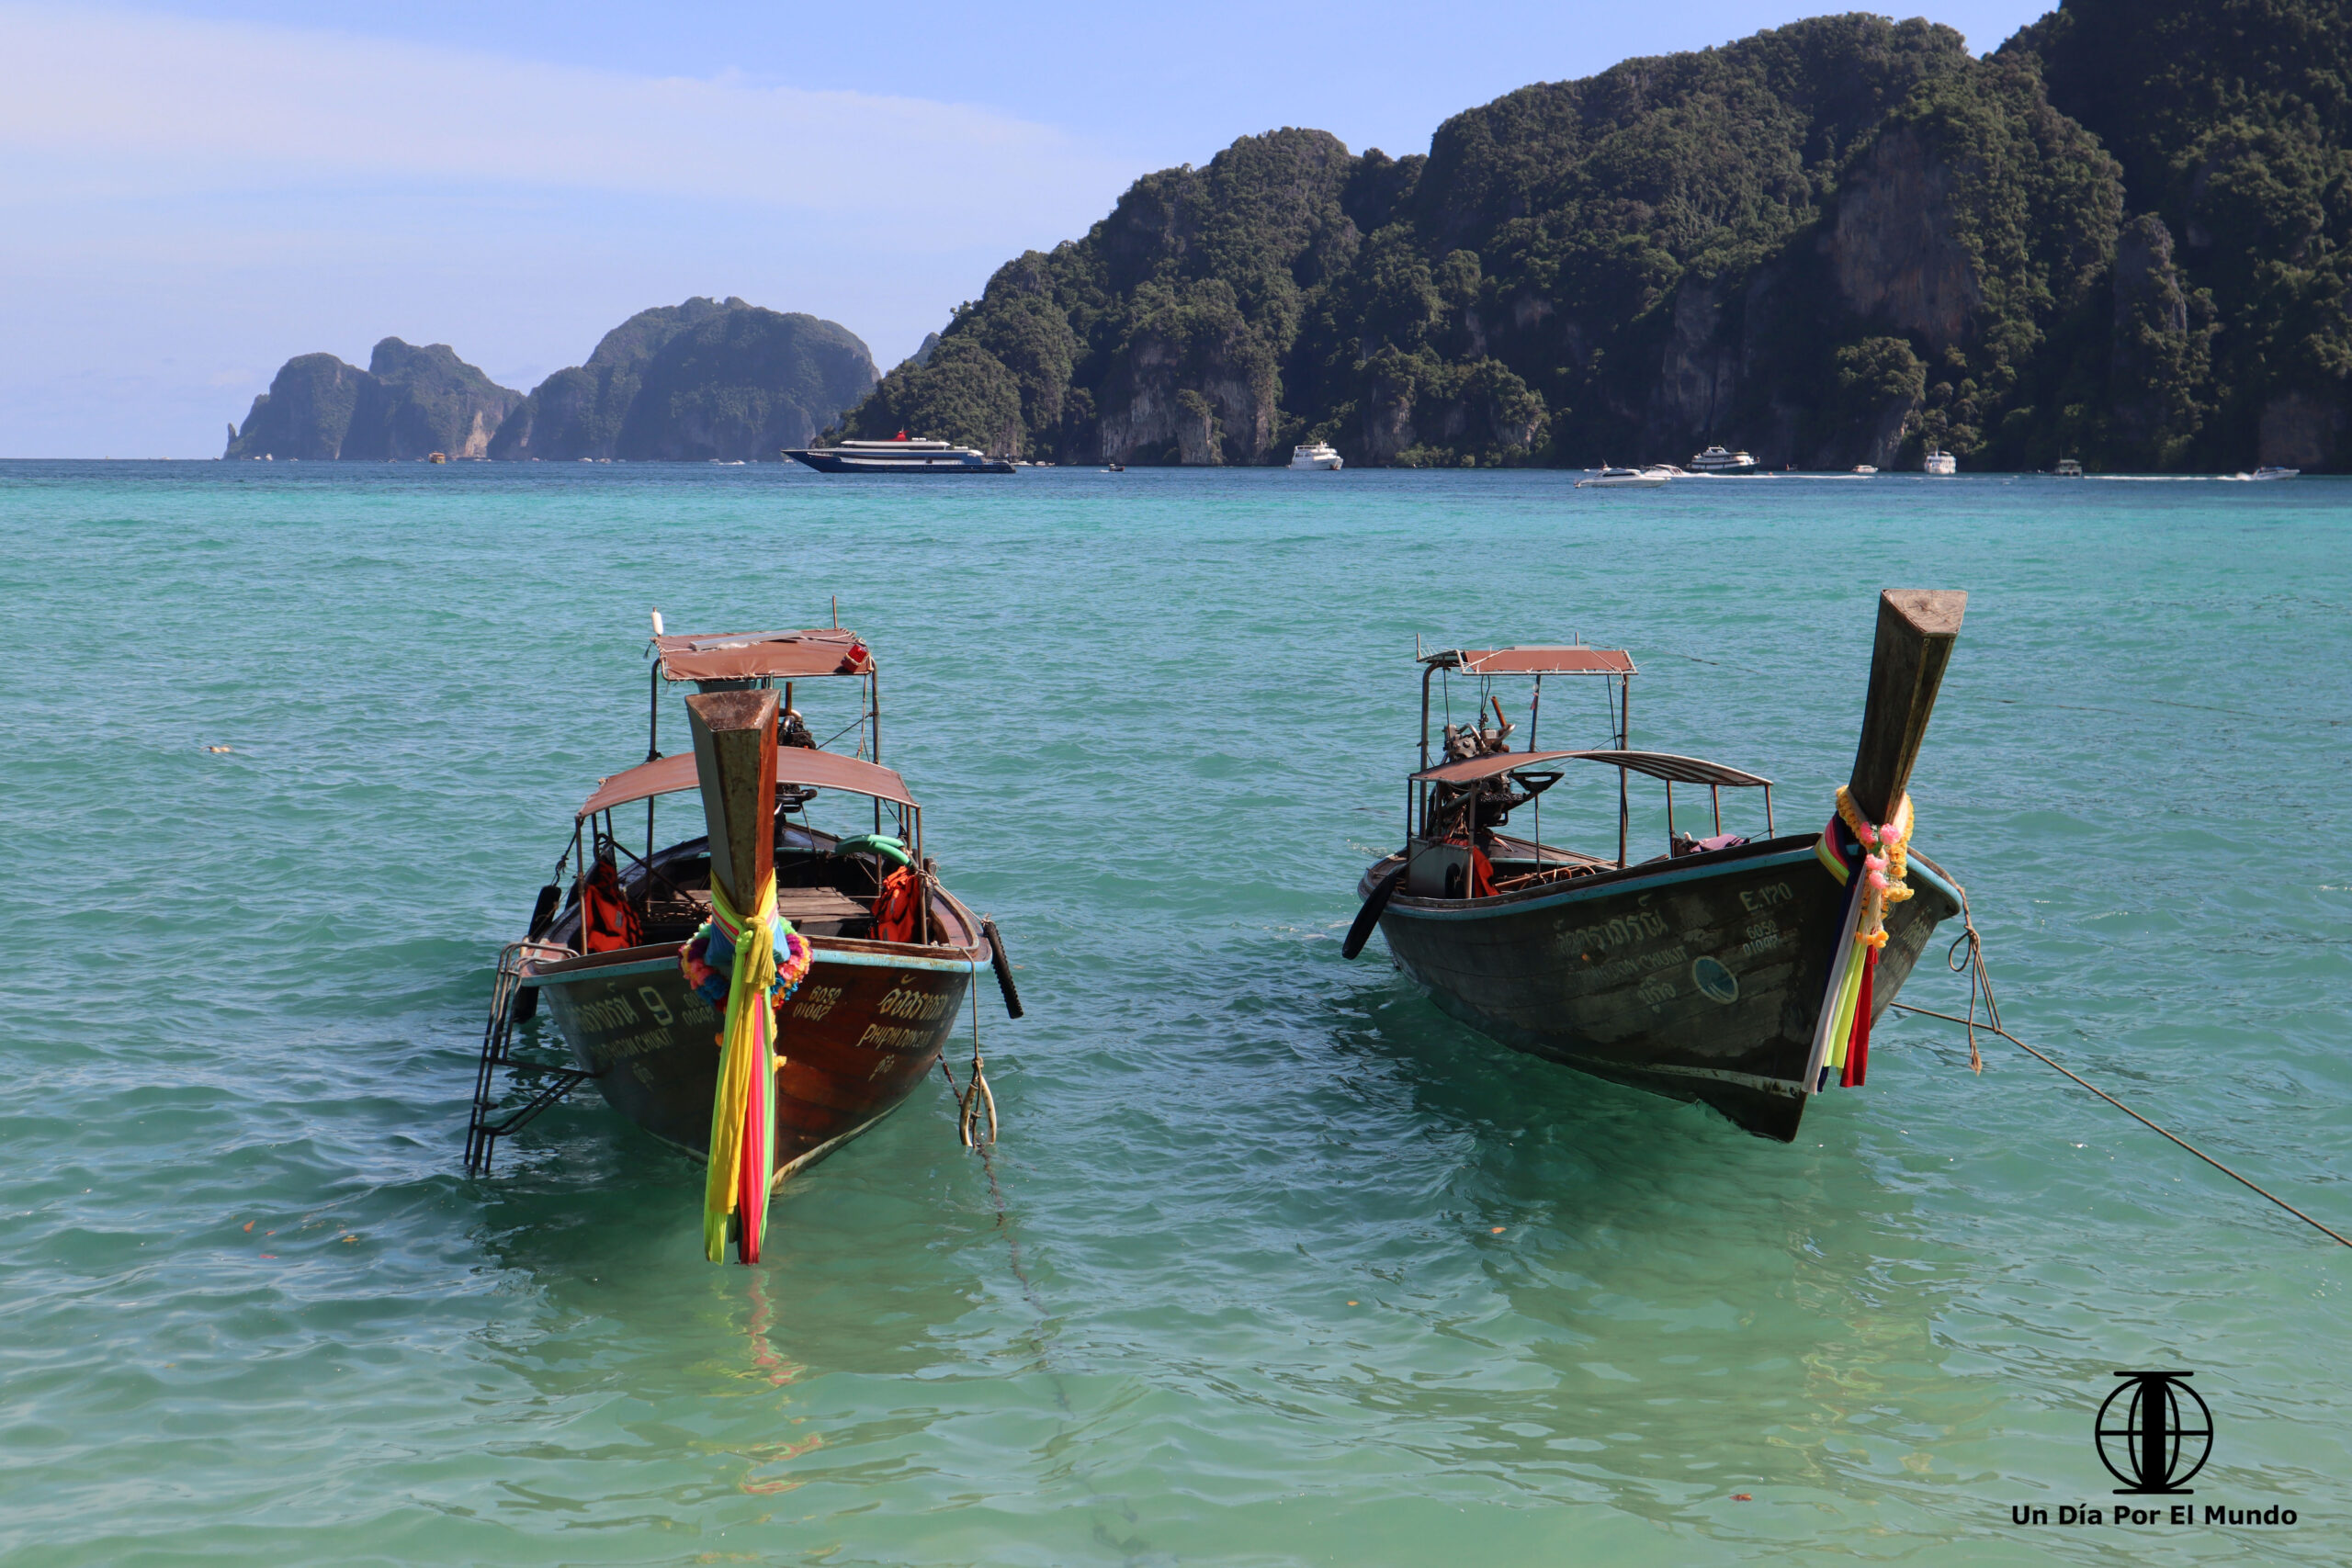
[225,340,520,460]
[233,299,876,463]
[840,2,2352,470]
[492,298,876,461]
[2015,0,2352,467]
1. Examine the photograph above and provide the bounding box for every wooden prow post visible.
[685,690,778,908]
[1847,590,1967,823]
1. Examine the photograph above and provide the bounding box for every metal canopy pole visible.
[646,665,662,862]
[1418,660,1438,840]
[1616,672,1630,868]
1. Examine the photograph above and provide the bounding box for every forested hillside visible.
[492,298,876,461]
[838,1,2350,470]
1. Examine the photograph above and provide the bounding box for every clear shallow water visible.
[1,461,2346,1565]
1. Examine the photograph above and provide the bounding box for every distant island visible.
[224,1,2346,473]
[833,0,2350,472]
[225,339,523,462]
[226,299,876,462]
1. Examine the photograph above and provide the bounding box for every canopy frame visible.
[639,618,883,859]
[1408,639,1775,867]
[1416,638,1638,865]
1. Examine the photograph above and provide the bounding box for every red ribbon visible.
[1841,946,1877,1089]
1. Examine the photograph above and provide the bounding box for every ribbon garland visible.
[682,874,812,1265]
[1809,787,1915,1090]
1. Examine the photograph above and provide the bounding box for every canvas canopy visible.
[650,627,875,683]
[1412,749,1770,788]
[579,747,916,820]
[1422,647,1635,676]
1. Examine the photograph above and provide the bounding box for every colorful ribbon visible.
[1808,789,1914,1091]
[698,873,781,1265]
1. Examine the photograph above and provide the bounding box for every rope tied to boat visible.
[1892,888,2351,1250]
[685,874,810,1265]
[939,976,999,1148]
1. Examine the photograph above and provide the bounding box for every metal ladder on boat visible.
[464,941,592,1177]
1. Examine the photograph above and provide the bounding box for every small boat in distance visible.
[1689,446,1758,473]
[1852,465,1879,476]
[1924,448,1957,475]
[783,434,1014,475]
[1289,442,1344,470]
[1340,592,1967,1142]
[2053,457,2085,477]
[2251,466,2301,479]
[1577,465,1670,489]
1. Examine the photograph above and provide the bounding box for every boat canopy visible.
[1412,749,1770,788]
[650,627,874,683]
[1422,647,1635,676]
[579,747,916,819]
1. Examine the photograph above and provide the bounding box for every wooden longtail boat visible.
[1342,591,1966,1142]
[469,625,1023,1241]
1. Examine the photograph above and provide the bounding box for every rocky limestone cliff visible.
[1826,125,1981,353]
[494,299,876,461]
[225,342,520,460]
[225,354,368,459]
[345,339,522,459]
[490,297,735,460]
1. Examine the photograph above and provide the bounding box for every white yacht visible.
[1852,465,1879,476]
[2251,466,2301,479]
[1689,445,1758,473]
[1924,448,1958,476]
[1576,465,1670,489]
[2053,457,2085,477]
[783,436,1013,475]
[1289,441,1343,470]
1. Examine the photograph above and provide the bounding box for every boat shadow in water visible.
[1318,978,2008,1526]
[461,1085,1020,1391]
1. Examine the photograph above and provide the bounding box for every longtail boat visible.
[469,623,1023,1262]
[1341,591,1967,1142]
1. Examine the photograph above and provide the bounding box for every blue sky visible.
[1,2,2054,456]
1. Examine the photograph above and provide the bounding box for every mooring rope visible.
[938,973,999,1148]
[1891,887,2350,1250]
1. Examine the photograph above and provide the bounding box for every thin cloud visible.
[0,4,1129,229]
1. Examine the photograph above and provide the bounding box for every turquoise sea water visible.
[2,461,2346,1565]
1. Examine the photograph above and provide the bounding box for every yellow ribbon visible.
[703,871,778,1263]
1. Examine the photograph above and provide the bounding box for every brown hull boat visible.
[523,829,989,1178]
[469,624,1022,1197]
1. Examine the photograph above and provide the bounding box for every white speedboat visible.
[1689,445,1758,473]
[1577,465,1669,489]
[1924,448,1957,476]
[783,437,1013,475]
[2251,466,2301,479]
[1852,465,1878,475]
[1289,442,1344,470]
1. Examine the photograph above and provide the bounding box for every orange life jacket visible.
[1468,847,1497,899]
[872,866,920,944]
[581,858,641,953]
